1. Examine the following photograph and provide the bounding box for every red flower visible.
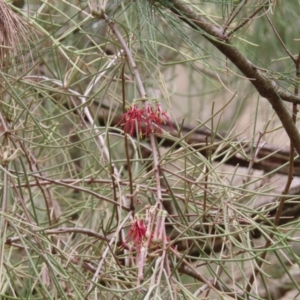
[122,218,147,252]
[117,105,143,136]
[117,103,172,137]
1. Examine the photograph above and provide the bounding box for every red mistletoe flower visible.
[117,104,144,137]
[117,103,172,137]
[121,213,171,285]
[122,218,147,252]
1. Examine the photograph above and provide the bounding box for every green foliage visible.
[0,0,299,299]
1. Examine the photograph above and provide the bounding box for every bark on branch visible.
[159,0,300,155]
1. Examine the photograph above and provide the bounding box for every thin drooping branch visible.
[160,0,300,155]
[227,1,270,37]
[264,11,296,64]
[227,0,267,37]
[223,0,248,33]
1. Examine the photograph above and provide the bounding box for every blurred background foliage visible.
[0,0,300,299]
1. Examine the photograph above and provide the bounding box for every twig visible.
[227,1,269,37]
[223,0,248,33]
[171,247,251,299]
[27,173,130,210]
[264,9,296,63]
[6,227,109,244]
[179,262,256,300]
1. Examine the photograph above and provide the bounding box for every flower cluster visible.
[122,210,168,252]
[121,211,169,285]
[121,217,148,285]
[122,217,147,252]
[117,103,172,137]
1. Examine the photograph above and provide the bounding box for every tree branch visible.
[160,0,300,155]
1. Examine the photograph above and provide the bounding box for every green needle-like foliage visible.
[0,0,299,299]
